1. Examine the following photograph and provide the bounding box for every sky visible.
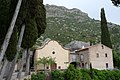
[44,0,120,25]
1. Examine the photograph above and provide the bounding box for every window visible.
[46,66,49,69]
[52,51,55,54]
[102,45,104,49]
[97,53,99,58]
[82,63,84,68]
[105,53,107,57]
[106,63,108,68]
[80,54,84,62]
[58,66,61,69]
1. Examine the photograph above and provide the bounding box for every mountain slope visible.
[39,4,120,51]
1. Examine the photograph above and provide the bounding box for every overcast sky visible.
[44,0,120,25]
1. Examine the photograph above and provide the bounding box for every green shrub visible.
[80,69,91,80]
[31,72,46,80]
[93,69,106,80]
[64,64,82,80]
[51,70,64,80]
[93,69,120,80]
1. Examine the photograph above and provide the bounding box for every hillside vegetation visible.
[39,4,120,51]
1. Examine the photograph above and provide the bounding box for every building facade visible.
[34,40,70,70]
[77,44,114,70]
[34,39,114,70]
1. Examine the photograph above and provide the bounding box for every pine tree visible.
[101,8,112,49]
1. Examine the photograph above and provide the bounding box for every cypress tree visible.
[34,0,46,37]
[0,0,18,61]
[5,0,18,61]
[0,0,11,47]
[89,63,94,79]
[5,27,17,61]
[15,0,46,76]
[101,8,112,49]
[0,0,18,79]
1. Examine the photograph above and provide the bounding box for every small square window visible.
[105,53,107,57]
[106,63,108,68]
[80,54,84,62]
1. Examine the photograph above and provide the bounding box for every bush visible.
[93,69,106,80]
[51,70,64,80]
[64,64,82,80]
[80,69,91,80]
[31,72,46,80]
[93,69,120,80]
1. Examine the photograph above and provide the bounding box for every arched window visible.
[105,53,107,57]
[102,45,104,49]
[106,63,108,68]
[80,54,84,62]
[97,53,99,58]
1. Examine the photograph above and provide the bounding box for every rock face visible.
[65,41,90,51]
[40,4,120,51]
[46,4,89,20]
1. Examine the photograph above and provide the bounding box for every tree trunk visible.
[17,49,26,80]
[0,0,23,64]
[25,48,31,76]
[44,64,45,73]
[3,61,12,78]
[0,58,8,80]
[6,25,25,80]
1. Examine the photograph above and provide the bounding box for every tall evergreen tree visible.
[0,0,19,79]
[0,0,22,63]
[16,0,46,76]
[101,8,112,48]
[0,0,11,48]
[0,0,46,78]
[5,0,18,62]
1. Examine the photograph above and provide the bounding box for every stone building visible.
[34,39,114,70]
[76,44,114,70]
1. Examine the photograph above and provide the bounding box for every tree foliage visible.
[21,19,38,48]
[51,70,64,80]
[36,56,56,71]
[111,0,120,6]
[36,57,48,66]
[100,8,112,49]
[0,0,18,61]
[15,0,46,49]
[64,64,82,80]
[113,50,120,69]
[47,56,56,67]
[31,72,46,80]
[0,0,11,47]
[5,27,17,61]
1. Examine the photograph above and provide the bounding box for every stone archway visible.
[70,62,78,68]
[82,63,84,68]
